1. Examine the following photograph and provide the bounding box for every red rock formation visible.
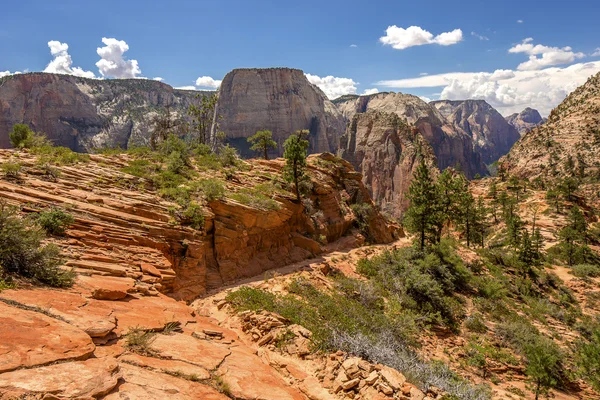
[340,110,438,216]
[334,92,487,179]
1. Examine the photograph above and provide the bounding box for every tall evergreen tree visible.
[283,130,310,202]
[404,159,441,251]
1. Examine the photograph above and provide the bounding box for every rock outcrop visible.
[0,149,394,301]
[334,92,487,178]
[431,100,521,164]
[505,107,545,136]
[217,68,346,158]
[0,72,209,151]
[339,110,437,216]
[503,72,600,179]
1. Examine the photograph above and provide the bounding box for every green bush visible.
[178,202,204,230]
[9,124,34,148]
[1,161,22,179]
[465,313,488,333]
[0,203,74,287]
[571,263,600,278]
[37,208,75,235]
[31,145,90,165]
[199,179,225,201]
[121,159,159,178]
[230,189,280,210]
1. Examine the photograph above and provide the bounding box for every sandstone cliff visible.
[334,92,487,178]
[431,100,521,164]
[0,73,210,151]
[340,110,437,217]
[216,68,346,158]
[503,72,600,179]
[505,107,545,136]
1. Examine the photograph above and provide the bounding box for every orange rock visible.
[218,347,306,400]
[0,358,118,398]
[152,333,231,370]
[119,353,210,380]
[0,302,95,373]
[141,262,163,278]
[104,363,228,400]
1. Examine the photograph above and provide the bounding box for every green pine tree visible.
[283,130,310,202]
[404,159,441,251]
[248,130,277,160]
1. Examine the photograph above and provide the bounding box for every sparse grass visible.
[1,161,22,179]
[212,374,232,397]
[30,145,90,165]
[229,188,280,210]
[124,327,157,356]
[571,263,600,278]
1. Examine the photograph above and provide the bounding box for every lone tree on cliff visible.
[404,158,441,250]
[188,93,221,148]
[283,130,310,202]
[248,130,277,160]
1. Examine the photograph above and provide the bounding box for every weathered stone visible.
[217,68,346,158]
[379,365,406,391]
[119,353,210,380]
[218,347,305,400]
[0,302,95,373]
[152,333,231,370]
[0,358,119,398]
[342,378,360,390]
[104,363,227,400]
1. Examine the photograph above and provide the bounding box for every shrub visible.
[0,202,74,287]
[121,159,159,179]
[31,145,90,165]
[219,144,240,167]
[230,189,280,210]
[199,179,225,201]
[1,161,22,179]
[571,263,600,278]
[9,124,34,148]
[350,202,372,238]
[177,202,205,230]
[465,313,488,333]
[37,208,75,235]
[576,330,600,391]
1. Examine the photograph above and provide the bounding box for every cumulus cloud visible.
[43,41,95,78]
[195,76,222,89]
[419,96,432,103]
[175,85,197,91]
[305,73,357,99]
[471,31,489,41]
[592,48,600,57]
[509,38,585,70]
[350,44,358,48]
[0,71,13,78]
[153,77,164,82]
[96,38,141,78]
[379,25,463,50]
[362,88,379,95]
[376,61,600,116]
[517,20,524,23]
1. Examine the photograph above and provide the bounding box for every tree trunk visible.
[293,160,300,202]
[263,145,268,160]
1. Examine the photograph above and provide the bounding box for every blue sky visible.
[1,0,599,115]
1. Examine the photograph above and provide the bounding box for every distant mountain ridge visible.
[431,99,521,164]
[505,107,546,136]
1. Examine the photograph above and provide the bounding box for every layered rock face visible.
[0,149,394,301]
[334,92,487,178]
[340,110,437,216]
[217,68,346,158]
[504,72,600,179]
[505,107,545,136]
[431,100,521,164]
[0,73,209,151]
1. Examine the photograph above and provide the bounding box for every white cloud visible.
[0,71,12,78]
[471,31,489,41]
[96,38,141,78]
[175,85,197,91]
[153,77,164,82]
[592,48,600,57]
[305,73,357,99]
[419,72,429,76]
[195,76,221,89]
[350,44,358,48]
[362,88,379,95]
[376,61,600,116]
[43,40,95,78]
[509,38,585,70]
[517,20,524,23]
[419,96,432,103]
[379,25,463,50]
